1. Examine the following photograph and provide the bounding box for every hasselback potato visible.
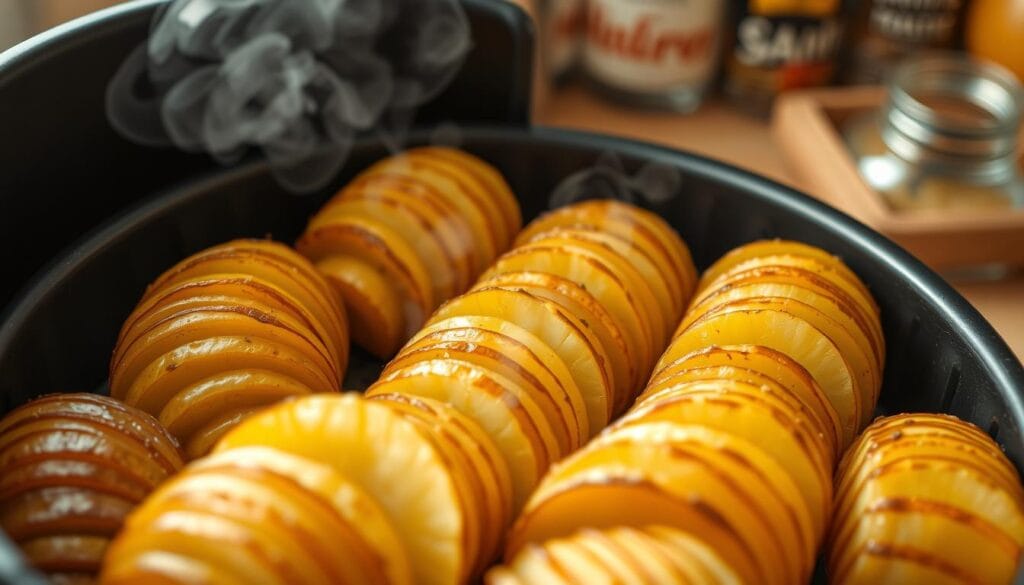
[0,394,183,583]
[827,413,1024,584]
[296,146,521,358]
[109,239,348,459]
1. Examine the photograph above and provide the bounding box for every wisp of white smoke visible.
[549,152,683,208]
[106,0,472,193]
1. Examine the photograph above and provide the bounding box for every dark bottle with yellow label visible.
[845,0,967,84]
[724,0,845,116]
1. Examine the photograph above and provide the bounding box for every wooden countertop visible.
[537,84,1024,360]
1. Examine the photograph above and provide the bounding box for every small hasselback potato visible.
[214,393,492,585]
[108,239,348,459]
[100,446,413,585]
[681,239,884,442]
[487,525,740,585]
[0,393,184,583]
[827,413,1024,585]
[297,147,521,358]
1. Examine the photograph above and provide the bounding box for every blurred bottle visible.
[582,0,725,112]
[724,0,845,117]
[966,0,1024,82]
[844,0,968,84]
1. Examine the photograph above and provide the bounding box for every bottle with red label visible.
[724,0,845,116]
[582,0,726,111]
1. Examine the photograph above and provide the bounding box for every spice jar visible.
[844,54,1024,212]
[844,0,967,84]
[582,0,725,111]
[724,0,845,117]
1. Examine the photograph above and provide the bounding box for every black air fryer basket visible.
[1,1,1023,583]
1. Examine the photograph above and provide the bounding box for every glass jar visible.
[844,54,1024,212]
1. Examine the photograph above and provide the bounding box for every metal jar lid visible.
[882,53,1024,178]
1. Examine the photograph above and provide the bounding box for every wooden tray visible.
[772,86,1024,270]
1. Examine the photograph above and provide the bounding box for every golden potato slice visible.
[315,255,404,359]
[216,394,469,585]
[104,446,412,585]
[697,240,875,308]
[114,311,338,412]
[368,359,559,510]
[297,213,433,338]
[336,181,474,293]
[158,370,312,458]
[373,150,511,251]
[480,246,653,388]
[395,334,578,455]
[476,271,638,416]
[428,288,612,436]
[509,423,802,585]
[143,241,348,370]
[682,296,877,429]
[413,147,522,239]
[664,301,861,447]
[687,277,882,378]
[407,317,589,446]
[517,200,697,298]
[644,526,743,584]
[118,276,345,375]
[370,393,510,578]
[360,160,500,270]
[617,380,828,552]
[522,234,666,347]
[113,299,338,389]
[689,264,883,369]
[312,198,460,303]
[645,345,842,461]
[537,227,680,331]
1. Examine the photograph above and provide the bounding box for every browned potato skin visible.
[0,393,184,582]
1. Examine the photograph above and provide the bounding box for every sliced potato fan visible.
[0,394,184,584]
[109,239,348,459]
[297,147,521,358]
[827,413,1024,585]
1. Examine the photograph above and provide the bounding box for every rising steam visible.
[106,0,472,192]
[549,152,683,208]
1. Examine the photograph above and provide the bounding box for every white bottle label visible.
[584,0,722,92]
